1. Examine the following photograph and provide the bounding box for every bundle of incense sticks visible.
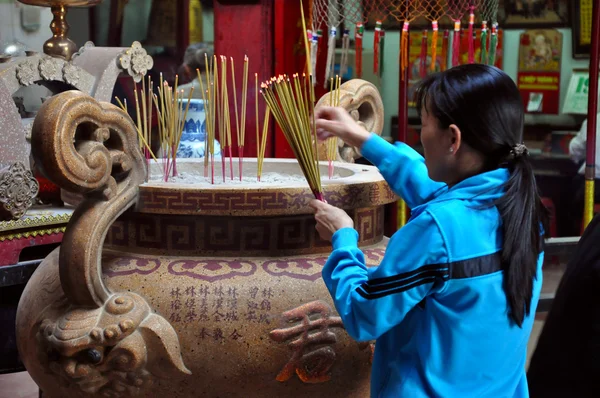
[261,74,323,201]
[326,75,341,178]
[199,54,252,184]
[116,75,192,183]
[231,55,249,180]
[115,77,157,182]
[197,53,213,180]
[254,0,324,200]
[121,54,263,185]
[218,55,232,182]
[153,75,194,181]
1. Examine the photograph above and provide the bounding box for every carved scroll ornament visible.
[30,91,190,396]
[0,162,39,220]
[315,79,384,163]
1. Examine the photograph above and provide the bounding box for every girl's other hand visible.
[314,106,371,149]
[309,199,354,242]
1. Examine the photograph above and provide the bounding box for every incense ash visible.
[148,170,343,186]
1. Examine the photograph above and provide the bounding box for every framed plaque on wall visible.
[571,0,593,58]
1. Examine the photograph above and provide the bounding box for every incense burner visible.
[17,82,394,397]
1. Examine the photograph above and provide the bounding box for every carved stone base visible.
[0,162,39,221]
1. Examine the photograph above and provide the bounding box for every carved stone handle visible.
[31,90,146,308]
[315,79,384,163]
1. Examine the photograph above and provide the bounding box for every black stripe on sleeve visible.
[360,268,449,294]
[357,274,448,300]
[356,264,449,300]
[355,253,504,300]
[365,263,450,287]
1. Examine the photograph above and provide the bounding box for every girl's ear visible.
[448,124,462,154]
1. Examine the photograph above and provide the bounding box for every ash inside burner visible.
[148,171,342,186]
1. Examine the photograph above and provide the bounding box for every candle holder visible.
[17,0,103,61]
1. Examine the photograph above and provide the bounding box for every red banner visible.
[517,72,561,114]
[517,29,563,114]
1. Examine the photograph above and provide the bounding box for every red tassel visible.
[419,30,428,79]
[401,22,409,81]
[316,29,324,62]
[431,21,439,71]
[374,20,382,75]
[452,21,461,67]
[468,6,475,64]
[356,23,364,78]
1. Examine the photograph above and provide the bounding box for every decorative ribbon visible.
[400,21,409,81]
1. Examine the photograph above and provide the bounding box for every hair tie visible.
[510,143,529,158]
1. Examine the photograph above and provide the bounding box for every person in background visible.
[310,64,548,397]
[527,213,600,397]
[177,42,213,100]
[565,114,600,235]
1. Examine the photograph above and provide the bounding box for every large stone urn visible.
[16,80,395,397]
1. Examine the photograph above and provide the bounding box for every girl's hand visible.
[314,106,371,148]
[309,199,354,242]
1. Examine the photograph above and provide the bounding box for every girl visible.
[310,64,548,397]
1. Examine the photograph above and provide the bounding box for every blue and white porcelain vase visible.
[177,99,221,159]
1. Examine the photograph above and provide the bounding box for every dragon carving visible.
[30,91,190,396]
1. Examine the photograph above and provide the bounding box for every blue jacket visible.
[323,134,543,397]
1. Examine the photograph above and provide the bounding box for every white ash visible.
[148,171,342,186]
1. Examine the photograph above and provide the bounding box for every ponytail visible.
[495,154,548,327]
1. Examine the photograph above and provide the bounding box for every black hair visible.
[183,43,214,71]
[414,64,549,327]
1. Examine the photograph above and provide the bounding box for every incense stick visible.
[218,56,230,182]
[256,72,260,181]
[326,78,336,178]
[147,77,194,182]
[240,55,249,180]
[257,107,270,181]
[115,87,158,165]
[325,75,341,178]
[211,55,218,184]
[223,57,234,180]
[230,56,241,180]
[197,64,209,178]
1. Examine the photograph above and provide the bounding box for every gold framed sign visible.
[571,0,593,58]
